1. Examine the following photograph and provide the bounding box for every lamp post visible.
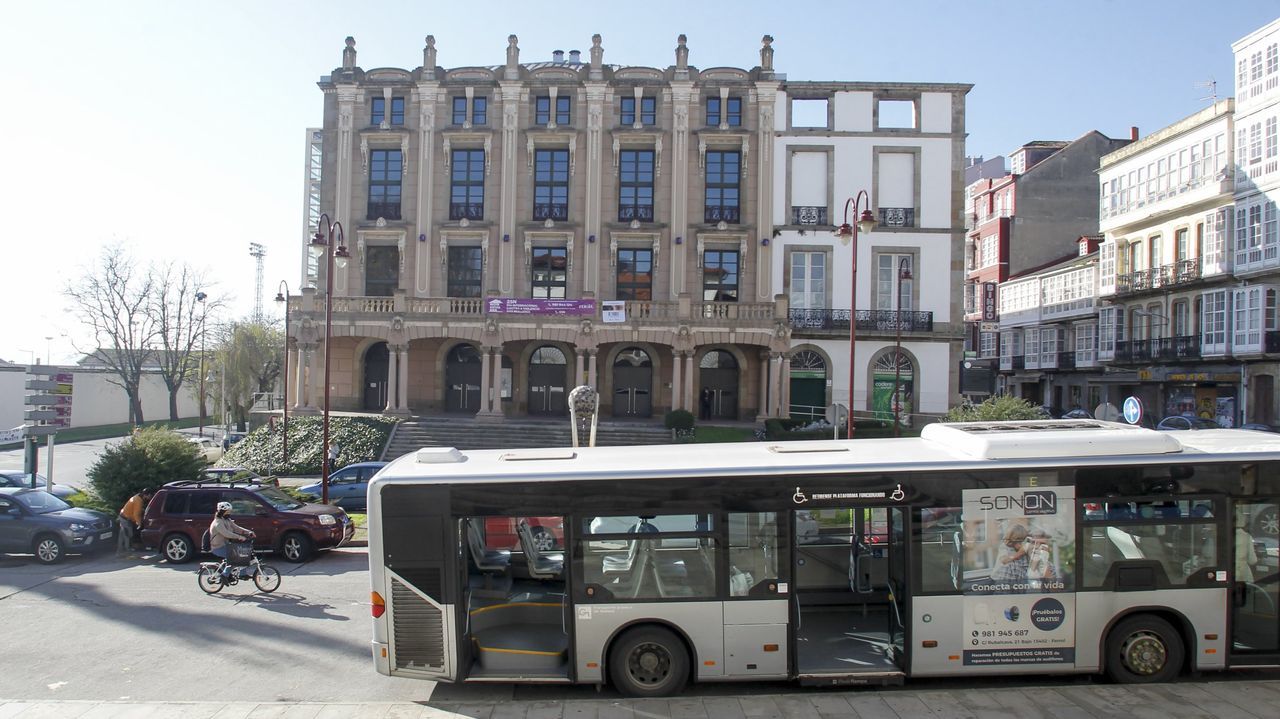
[833,192,876,439]
[311,213,351,504]
[195,291,207,436]
[273,281,291,467]
[893,257,912,437]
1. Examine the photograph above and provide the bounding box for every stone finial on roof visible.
[506,34,520,78]
[424,35,437,77]
[760,35,774,71]
[676,34,689,70]
[589,34,604,79]
[342,36,356,70]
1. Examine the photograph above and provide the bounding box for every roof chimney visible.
[1130,126,1139,141]
[552,49,565,63]
[569,49,581,64]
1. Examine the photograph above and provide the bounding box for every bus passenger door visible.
[792,506,906,683]
[1230,499,1279,663]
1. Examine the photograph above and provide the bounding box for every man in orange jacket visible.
[117,489,152,554]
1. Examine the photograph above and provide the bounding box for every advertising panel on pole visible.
[485,297,596,316]
[960,479,1075,666]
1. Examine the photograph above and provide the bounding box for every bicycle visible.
[197,539,281,594]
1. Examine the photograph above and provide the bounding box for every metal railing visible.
[792,206,828,225]
[787,309,934,332]
[879,207,915,228]
[704,206,740,224]
[1115,258,1202,294]
[1112,336,1202,363]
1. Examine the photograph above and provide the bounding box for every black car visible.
[0,488,115,564]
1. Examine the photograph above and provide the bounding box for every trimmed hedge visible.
[664,409,695,432]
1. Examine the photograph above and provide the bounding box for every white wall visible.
[0,366,201,430]
[833,91,873,132]
[919,92,952,133]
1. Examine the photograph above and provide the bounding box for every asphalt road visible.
[0,437,121,493]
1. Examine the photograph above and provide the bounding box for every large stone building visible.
[287,34,968,423]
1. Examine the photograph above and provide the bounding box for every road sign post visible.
[23,367,73,487]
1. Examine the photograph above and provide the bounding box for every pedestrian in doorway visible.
[700,388,712,420]
[117,488,152,554]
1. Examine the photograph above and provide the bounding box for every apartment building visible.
[965,133,1131,400]
[1232,18,1280,426]
[772,82,971,423]
[287,34,966,424]
[1094,100,1238,424]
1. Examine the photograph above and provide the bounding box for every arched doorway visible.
[789,350,827,421]
[362,342,389,411]
[699,350,739,420]
[872,352,914,426]
[445,344,482,413]
[528,346,568,416]
[612,347,653,418]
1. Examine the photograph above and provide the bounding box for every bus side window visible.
[917,507,962,594]
[728,512,780,597]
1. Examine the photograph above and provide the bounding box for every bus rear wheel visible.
[1105,615,1183,684]
[609,626,688,697]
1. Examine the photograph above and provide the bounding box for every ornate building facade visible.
[288,34,967,422]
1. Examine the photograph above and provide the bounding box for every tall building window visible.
[472,97,487,125]
[452,97,467,125]
[1175,228,1189,261]
[618,150,655,222]
[367,149,402,220]
[704,150,741,223]
[531,247,568,298]
[621,96,656,125]
[446,246,483,298]
[707,97,742,127]
[875,254,913,311]
[790,251,826,310]
[703,250,739,302]
[533,149,569,221]
[449,149,485,220]
[535,96,571,126]
[365,245,399,296]
[372,97,404,126]
[616,248,653,301]
[1201,290,1228,353]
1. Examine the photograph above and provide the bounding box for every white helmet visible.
[216,501,233,512]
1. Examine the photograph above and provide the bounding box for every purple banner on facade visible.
[485,297,597,316]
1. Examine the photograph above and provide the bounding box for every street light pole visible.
[310,213,351,505]
[195,291,207,437]
[273,281,291,467]
[893,257,912,437]
[833,192,876,439]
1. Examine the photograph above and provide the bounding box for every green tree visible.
[208,321,283,433]
[945,395,1046,422]
[87,427,205,510]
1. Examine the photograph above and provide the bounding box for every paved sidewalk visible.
[4,678,1280,718]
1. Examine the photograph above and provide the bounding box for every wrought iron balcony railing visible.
[367,202,402,221]
[1112,336,1202,363]
[1116,258,1202,294]
[792,206,828,225]
[787,309,934,332]
[533,203,569,221]
[449,202,484,221]
[618,205,655,222]
[704,206,740,224]
[879,207,915,228]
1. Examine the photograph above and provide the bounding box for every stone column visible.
[479,346,493,414]
[671,348,683,411]
[384,346,399,413]
[292,345,307,411]
[398,345,410,414]
[683,352,696,413]
[575,349,586,388]
[757,352,771,421]
[780,353,792,418]
[587,349,598,389]
[769,352,783,419]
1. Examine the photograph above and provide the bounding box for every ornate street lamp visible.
[273,280,291,467]
[310,213,351,504]
[833,192,876,438]
[894,257,912,437]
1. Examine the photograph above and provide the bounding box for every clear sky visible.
[1,0,1277,365]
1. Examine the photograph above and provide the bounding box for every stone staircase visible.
[381,415,675,460]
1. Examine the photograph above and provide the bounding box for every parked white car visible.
[188,436,224,464]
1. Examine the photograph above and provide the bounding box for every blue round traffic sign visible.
[1122,396,1143,425]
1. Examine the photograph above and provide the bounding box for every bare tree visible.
[208,320,283,432]
[150,263,224,421]
[64,244,159,424]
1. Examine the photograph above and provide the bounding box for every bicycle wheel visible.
[254,564,282,593]
[197,565,224,594]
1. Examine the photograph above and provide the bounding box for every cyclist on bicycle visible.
[209,501,255,580]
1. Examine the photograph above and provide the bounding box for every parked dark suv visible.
[140,480,354,563]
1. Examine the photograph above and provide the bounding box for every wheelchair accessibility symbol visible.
[792,487,808,504]
[890,484,905,502]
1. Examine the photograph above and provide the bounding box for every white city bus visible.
[366,420,1280,696]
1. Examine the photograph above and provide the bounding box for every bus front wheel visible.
[609,626,689,697]
[1105,615,1183,684]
